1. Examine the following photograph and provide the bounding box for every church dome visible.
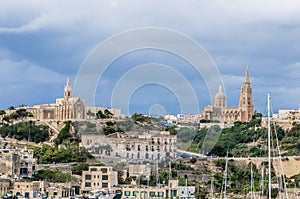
[214,85,226,108]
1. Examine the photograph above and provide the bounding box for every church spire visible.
[239,67,254,122]
[66,76,71,87]
[244,66,250,83]
[64,76,72,100]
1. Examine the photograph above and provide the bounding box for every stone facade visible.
[0,179,10,198]
[28,77,86,120]
[11,181,40,199]
[81,131,177,163]
[262,109,300,130]
[22,77,125,121]
[113,180,195,199]
[201,67,255,124]
[0,148,36,180]
[81,166,118,194]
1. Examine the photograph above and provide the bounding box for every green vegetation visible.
[117,118,162,132]
[71,162,90,175]
[96,109,113,119]
[33,142,93,164]
[0,121,49,143]
[103,121,123,135]
[71,162,105,175]
[8,106,15,110]
[86,110,95,119]
[131,113,151,123]
[1,108,33,123]
[214,159,261,195]
[34,169,77,183]
[55,121,72,145]
[186,112,300,157]
[0,110,6,115]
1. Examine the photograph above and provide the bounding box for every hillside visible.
[176,113,300,157]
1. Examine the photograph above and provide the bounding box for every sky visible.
[1,0,300,116]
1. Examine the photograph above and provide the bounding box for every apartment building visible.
[81,131,177,163]
[81,166,118,194]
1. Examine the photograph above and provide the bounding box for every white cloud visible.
[1,0,300,113]
[0,55,65,108]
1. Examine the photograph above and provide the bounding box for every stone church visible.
[28,77,86,120]
[201,67,254,123]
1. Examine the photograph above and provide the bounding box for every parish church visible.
[201,67,254,123]
[28,77,86,120]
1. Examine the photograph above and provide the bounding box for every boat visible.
[87,190,116,199]
[267,93,271,199]
[220,151,228,199]
[266,93,288,199]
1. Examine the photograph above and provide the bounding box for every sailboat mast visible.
[224,151,228,199]
[251,162,253,199]
[261,164,265,199]
[267,92,272,199]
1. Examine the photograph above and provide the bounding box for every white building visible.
[81,131,177,163]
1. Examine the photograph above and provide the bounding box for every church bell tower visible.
[64,77,72,100]
[239,67,254,122]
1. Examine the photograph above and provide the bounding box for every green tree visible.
[96,110,106,119]
[71,162,89,175]
[131,113,150,123]
[0,122,49,142]
[0,110,6,115]
[33,143,93,164]
[34,169,77,183]
[8,106,15,110]
[55,121,72,145]
[86,110,95,119]
[104,109,113,118]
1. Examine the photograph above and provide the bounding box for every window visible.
[90,168,97,172]
[150,192,156,197]
[85,175,91,180]
[101,168,107,173]
[85,182,91,187]
[125,191,131,196]
[171,190,177,197]
[25,192,29,198]
[158,192,164,197]
[102,175,108,180]
[133,191,138,196]
[102,183,108,188]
